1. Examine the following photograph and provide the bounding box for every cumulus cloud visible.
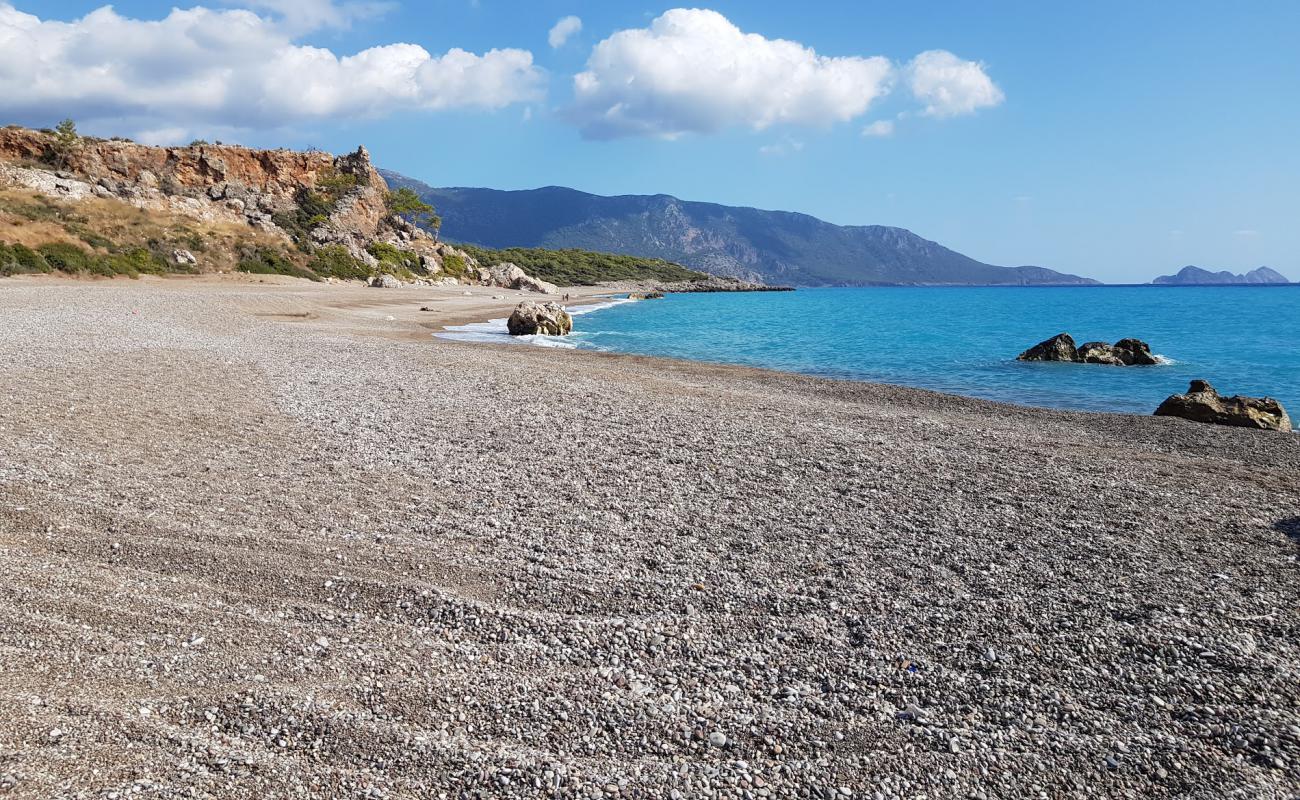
[861,120,894,138]
[548,15,581,49]
[569,8,894,140]
[236,0,393,33]
[906,50,1004,118]
[0,3,545,133]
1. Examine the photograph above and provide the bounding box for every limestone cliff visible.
[0,125,507,286]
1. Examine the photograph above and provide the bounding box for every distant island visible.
[380,171,1099,288]
[1153,265,1291,285]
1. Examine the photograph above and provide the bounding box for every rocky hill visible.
[1152,265,1290,285]
[381,173,1100,287]
[0,125,544,289]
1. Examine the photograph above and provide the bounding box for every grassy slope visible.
[0,188,297,277]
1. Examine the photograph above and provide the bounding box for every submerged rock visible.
[1017,333,1079,362]
[1155,380,1291,432]
[507,301,572,336]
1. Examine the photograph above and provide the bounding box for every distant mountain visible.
[1152,266,1290,285]
[381,171,1099,287]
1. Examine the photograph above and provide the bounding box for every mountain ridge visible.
[1152,265,1290,285]
[381,171,1100,287]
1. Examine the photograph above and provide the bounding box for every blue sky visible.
[4,1,1299,282]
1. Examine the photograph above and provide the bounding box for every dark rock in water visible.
[1155,380,1291,432]
[1077,341,1125,366]
[1017,333,1080,362]
[1020,334,1158,366]
[507,301,572,336]
[1112,338,1159,366]
[628,291,665,300]
[1078,338,1158,366]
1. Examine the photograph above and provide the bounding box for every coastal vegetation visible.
[385,187,439,232]
[271,165,361,247]
[456,243,706,286]
[0,187,285,277]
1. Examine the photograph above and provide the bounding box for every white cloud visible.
[906,50,1004,118]
[758,137,804,157]
[235,0,393,33]
[569,8,894,140]
[861,120,894,138]
[1234,229,1259,237]
[548,15,581,49]
[0,3,545,133]
[135,126,191,146]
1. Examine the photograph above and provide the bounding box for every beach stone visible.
[1017,333,1079,362]
[1154,380,1291,431]
[368,274,402,289]
[507,301,572,336]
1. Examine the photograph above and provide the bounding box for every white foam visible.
[1153,354,1178,365]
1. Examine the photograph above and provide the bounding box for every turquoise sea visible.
[443,286,1300,416]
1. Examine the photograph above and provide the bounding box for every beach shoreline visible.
[2,276,1298,798]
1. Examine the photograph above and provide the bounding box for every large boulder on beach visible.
[507,301,572,336]
[1017,333,1079,362]
[1154,380,1291,432]
[489,262,559,295]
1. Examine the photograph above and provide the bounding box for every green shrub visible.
[367,242,423,276]
[0,243,52,275]
[37,241,94,272]
[317,167,359,199]
[441,252,468,278]
[455,244,706,286]
[310,246,370,281]
[105,248,169,277]
[237,246,318,281]
[385,188,440,232]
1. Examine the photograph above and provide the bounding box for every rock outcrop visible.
[488,262,558,294]
[1018,334,1158,366]
[0,126,557,291]
[507,302,573,336]
[0,126,383,235]
[1154,380,1291,432]
[1078,338,1158,366]
[1017,333,1080,363]
[628,291,665,300]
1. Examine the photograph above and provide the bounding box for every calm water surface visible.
[448,286,1300,415]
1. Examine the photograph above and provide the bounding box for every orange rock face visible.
[0,126,389,241]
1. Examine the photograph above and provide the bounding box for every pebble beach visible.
[1,277,1298,799]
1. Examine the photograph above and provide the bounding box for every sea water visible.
[440,286,1300,416]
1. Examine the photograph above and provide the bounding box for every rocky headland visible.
[0,125,555,291]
